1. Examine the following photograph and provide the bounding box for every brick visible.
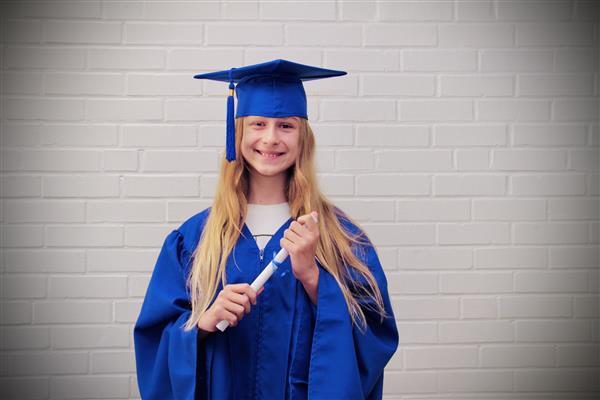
[379,1,453,21]
[404,50,477,72]
[339,0,376,21]
[124,175,200,197]
[34,302,112,324]
[512,174,586,196]
[88,48,164,70]
[363,74,434,96]
[3,326,50,350]
[514,222,588,245]
[481,49,553,72]
[365,25,436,46]
[397,199,469,222]
[456,0,495,21]
[553,99,598,121]
[43,175,119,197]
[122,124,197,147]
[514,369,598,392]
[1,302,33,324]
[222,0,258,19]
[549,198,599,220]
[3,72,43,94]
[555,49,598,72]
[571,149,599,172]
[87,201,164,223]
[356,125,428,147]
[400,100,473,122]
[478,99,550,121]
[515,271,588,293]
[493,149,567,171]
[103,1,144,19]
[405,346,478,370]
[45,72,123,95]
[115,301,142,322]
[207,23,282,45]
[363,223,434,246]
[87,99,162,121]
[398,247,472,270]
[4,19,43,43]
[4,249,85,273]
[4,46,85,69]
[91,351,136,373]
[87,248,159,273]
[383,371,436,394]
[439,370,513,392]
[261,1,335,20]
[129,275,151,297]
[44,21,121,44]
[23,1,101,18]
[516,320,591,342]
[461,297,497,319]
[434,175,506,196]
[127,73,203,96]
[168,49,243,70]
[20,149,101,172]
[6,352,88,376]
[312,124,354,147]
[336,198,395,223]
[165,98,222,121]
[49,276,128,298]
[481,344,555,367]
[519,74,593,96]
[41,124,118,146]
[393,297,460,320]
[475,247,547,269]
[335,150,373,170]
[103,149,138,172]
[440,320,514,343]
[574,295,599,317]
[497,0,572,21]
[50,376,129,399]
[440,75,514,97]
[516,22,594,46]
[322,100,396,121]
[473,199,545,221]
[1,175,41,198]
[377,150,452,171]
[125,22,203,44]
[557,344,600,366]
[125,225,174,247]
[500,295,572,318]
[396,322,438,344]
[6,97,84,121]
[325,50,393,72]
[439,24,514,47]
[440,272,512,293]
[143,1,220,20]
[2,275,46,298]
[2,224,43,247]
[387,272,437,295]
[513,124,588,146]
[3,200,85,223]
[455,149,489,170]
[287,24,361,46]
[52,326,130,349]
[142,150,219,172]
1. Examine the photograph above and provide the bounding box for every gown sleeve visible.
[308,235,399,400]
[133,229,198,400]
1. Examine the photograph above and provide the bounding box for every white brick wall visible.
[0,1,598,399]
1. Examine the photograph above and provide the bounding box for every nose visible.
[262,122,280,144]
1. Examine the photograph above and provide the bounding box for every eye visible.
[281,123,294,129]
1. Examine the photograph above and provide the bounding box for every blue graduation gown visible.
[134,207,398,400]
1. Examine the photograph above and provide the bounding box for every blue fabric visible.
[134,207,398,399]
[193,59,347,161]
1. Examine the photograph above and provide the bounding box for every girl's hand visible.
[197,283,264,332]
[280,211,320,286]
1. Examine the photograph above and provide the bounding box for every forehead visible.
[245,116,300,122]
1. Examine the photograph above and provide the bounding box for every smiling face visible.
[240,115,301,179]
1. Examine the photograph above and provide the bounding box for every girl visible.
[134,59,399,400]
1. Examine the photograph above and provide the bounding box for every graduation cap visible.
[193,59,347,161]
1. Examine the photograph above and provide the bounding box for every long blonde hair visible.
[183,117,387,333]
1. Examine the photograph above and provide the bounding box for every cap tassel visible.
[225,69,236,161]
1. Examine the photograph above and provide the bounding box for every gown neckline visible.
[241,216,294,254]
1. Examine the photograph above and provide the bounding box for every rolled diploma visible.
[215,213,318,332]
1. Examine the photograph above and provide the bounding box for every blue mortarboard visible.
[193,59,347,161]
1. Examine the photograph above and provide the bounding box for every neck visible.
[247,170,288,205]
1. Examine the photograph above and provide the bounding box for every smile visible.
[255,150,285,159]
